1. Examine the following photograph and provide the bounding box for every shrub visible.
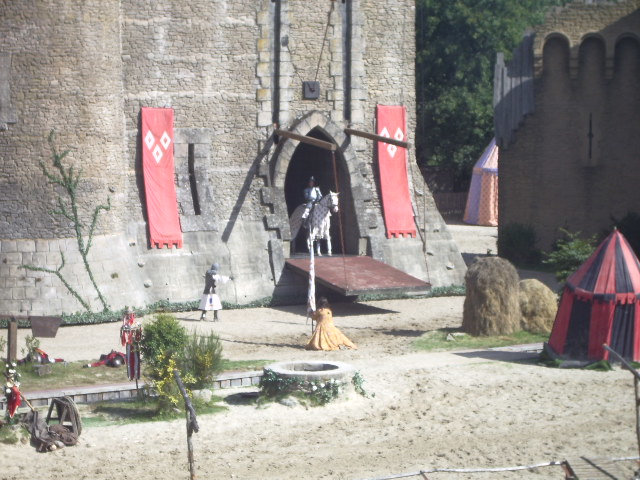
[21,335,40,360]
[498,223,541,266]
[140,314,191,412]
[140,314,188,373]
[543,228,596,284]
[149,353,196,412]
[182,332,223,389]
[610,212,640,258]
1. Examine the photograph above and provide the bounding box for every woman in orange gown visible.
[306,297,357,351]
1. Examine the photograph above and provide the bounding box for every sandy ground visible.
[4,295,638,480]
[448,223,559,291]
[3,225,633,479]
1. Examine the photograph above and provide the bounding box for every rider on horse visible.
[302,176,322,223]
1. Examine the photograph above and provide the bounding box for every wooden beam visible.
[274,129,336,151]
[344,128,410,149]
[7,317,17,363]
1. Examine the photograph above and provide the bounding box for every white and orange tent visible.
[463,139,498,226]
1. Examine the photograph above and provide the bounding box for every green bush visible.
[182,332,223,389]
[498,223,541,266]
[543,228,596,284]
[610,212,640,258]
[140,314,188,373]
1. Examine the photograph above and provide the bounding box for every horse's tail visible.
[289,204,307,240]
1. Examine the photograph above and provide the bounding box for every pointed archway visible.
[283,128,357,254]
[271,111,365,256]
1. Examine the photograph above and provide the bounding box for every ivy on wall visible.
[20,130,111,312]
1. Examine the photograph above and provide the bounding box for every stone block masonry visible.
[497,1,640,251]
[0,0,465,315]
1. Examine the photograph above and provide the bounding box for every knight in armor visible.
[199,262,231,321]
[302,176,322,221]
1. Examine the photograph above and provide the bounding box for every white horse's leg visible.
[307,236,312,254]
[316,239,322,256]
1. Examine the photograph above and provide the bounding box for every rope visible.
[409,174,431,285]
[356,457,640,480]
[331,150,348,290]
[314,0,335,83]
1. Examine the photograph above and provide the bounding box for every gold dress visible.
[306,308,357,351]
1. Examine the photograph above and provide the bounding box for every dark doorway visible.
[284,128,358,255]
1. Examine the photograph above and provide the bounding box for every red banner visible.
[376,105,416,238]
[141,107,183,248]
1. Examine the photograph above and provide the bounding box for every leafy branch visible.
[20,130,111,312]
[21,252,90,311]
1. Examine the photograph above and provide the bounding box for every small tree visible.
[21,130,111,311]
[140,314,191,411]
[543,228,597,284]
[182,332,223,389]
[140,314,189,372]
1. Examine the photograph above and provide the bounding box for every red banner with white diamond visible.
[376,105,416,238]
[141,107,183,248]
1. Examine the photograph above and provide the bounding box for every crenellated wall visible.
[497,0,640,251]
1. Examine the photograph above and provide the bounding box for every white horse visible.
[289,191,339,256]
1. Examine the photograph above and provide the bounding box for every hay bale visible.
[462,257,520,336]
[519,278,558,334]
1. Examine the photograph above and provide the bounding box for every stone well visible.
[264,360,355,383]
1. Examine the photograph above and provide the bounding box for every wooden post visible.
[274,129,337,151]
[603,344,640,463]
[635,376,640,462]
[7,316,18,363]
[344,127,410,149]
[174,369,199,480]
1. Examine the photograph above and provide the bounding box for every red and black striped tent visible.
[548,230,640,362]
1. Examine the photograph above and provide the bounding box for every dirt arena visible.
[3,294,638,480]
[3,226,637,479]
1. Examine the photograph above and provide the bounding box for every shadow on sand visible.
[220,337,306,350]
[223,391,260,406]
[270,301,398,317]
[454,349,541,364]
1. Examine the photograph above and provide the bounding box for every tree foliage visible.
[543,229,597,284]
[416,0,564,190]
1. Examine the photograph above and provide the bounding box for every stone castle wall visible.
[499,0,640,250]
[0,0,465,316]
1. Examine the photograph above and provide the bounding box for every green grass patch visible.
[0,425,29,444]
[413,328,548,352]
[81,397,226,427]
[18,361,130,392]
[18,359,273,393]
[358,285,465,302]
[220,359,272,372]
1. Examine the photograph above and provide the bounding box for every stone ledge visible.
[0,370,263,411]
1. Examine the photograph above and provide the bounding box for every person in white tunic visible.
[199,263,230,321]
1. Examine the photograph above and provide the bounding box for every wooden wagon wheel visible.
[46,396,82,436]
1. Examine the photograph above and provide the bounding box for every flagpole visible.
[307,230,316,334]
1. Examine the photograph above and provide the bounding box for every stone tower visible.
[0,0,465,315]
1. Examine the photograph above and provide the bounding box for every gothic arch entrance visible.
[283,128,357,254]
[272,112,362,256]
